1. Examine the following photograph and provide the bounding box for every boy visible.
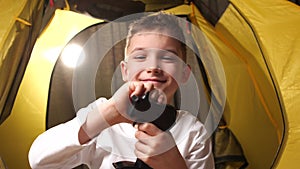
[29,12,214,169]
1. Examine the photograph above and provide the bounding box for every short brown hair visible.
[125,12,187,61]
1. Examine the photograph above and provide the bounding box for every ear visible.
[120,61,129,82]
[181,64,191,83]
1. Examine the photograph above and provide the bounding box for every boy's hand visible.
[129,81,154,98]
[134,123,188,169]
[111,81,166,124]
[80,81,158,143]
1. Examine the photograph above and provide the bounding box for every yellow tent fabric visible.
[0,0,44,125]
[249,1,300,168]
[0,10,102,169]
[190,0,300,168]
[193,3,283,169]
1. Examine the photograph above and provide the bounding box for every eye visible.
[128,51,147,62]
[160,55,178,63]
[134,55,146,60]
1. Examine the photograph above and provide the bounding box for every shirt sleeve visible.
[185,123,215,169]
[173,111,215,169]
[28,98,107,169]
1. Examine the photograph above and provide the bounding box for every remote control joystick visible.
[113,91,177,169]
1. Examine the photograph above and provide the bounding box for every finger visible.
[135,140,152,156]
[143,82,154,93]
[157,91,167,104]
[135,129,150,140]
[128,81,136,95]
[134,148,151,160]
[149,89,159,101]
[137,123,162,136]
[135,130,159,148]
[130,82,146,97]
[149,89,166,104]
[135,127,177,158]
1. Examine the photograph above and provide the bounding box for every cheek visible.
[126,66,143,81]
[163,66,183,82]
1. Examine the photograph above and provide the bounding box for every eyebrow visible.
[129,47,146,53]
[130,47,179,56]
[163,49,179,56]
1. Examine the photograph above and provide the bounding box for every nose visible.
[146,67,162,74]
[145,53,162,74]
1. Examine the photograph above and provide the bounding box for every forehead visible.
[127,33,183,56]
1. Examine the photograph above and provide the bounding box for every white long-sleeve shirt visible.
[28,98,214,169]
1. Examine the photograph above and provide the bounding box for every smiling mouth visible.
[141,79,167,83]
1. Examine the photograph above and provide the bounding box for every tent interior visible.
[0,0,300,169]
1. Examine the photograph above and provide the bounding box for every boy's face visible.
[121,33,190,103]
